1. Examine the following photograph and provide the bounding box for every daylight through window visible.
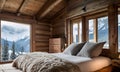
[72,20,82,43]
[88,16,109,48]
[0,20,31,62]
[89,19,95,42]
[97,16,109,48]
[118,14,120,52]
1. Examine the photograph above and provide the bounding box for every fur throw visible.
[13,52,80,72]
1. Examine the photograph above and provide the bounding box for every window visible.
[118,14,120,52]
[97,17,109,48]
[0,20,31,62]
[73,23,79,43]
[88,16,109,48]
[72,20,82,43]
[88,19,95,42]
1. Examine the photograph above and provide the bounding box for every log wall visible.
[33,22,51,52]
[52,10,66,38]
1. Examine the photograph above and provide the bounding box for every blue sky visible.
[1,20,30,42]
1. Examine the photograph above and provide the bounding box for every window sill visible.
[0,61,13,64]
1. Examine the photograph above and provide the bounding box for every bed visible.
[0,52,112,72]
[0,42,112,72]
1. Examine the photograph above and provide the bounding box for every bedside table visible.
[112,59,120,72]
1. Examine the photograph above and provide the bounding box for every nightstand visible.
[112,59,120,72]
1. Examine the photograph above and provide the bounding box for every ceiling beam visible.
[0,0,7,12]
[37,0,63,19]
[0,11,35,23]
[16,0,25,16]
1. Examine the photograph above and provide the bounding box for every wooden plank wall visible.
[66,0,120,18]
[33,22,51,52]
[52,10,66,38]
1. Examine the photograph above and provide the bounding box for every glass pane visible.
[89,19,94,42]
[73,23,78,43]
[1,20,30,62]
[98,16,109,48]
[118,14,120,52]
[79,22,82,43]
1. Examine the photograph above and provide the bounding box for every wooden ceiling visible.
[0,0,66,21]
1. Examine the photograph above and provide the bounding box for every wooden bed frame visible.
[95,65,112,72]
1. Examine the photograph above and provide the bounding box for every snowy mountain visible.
[1,36,30,53]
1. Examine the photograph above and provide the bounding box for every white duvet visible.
[52,53,112,72]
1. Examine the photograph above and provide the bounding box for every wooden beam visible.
[0,12,35,24]
[36,0,56,20]
[0,0,6,12]
[81,16,86,42]
[37,0,62,19]
[16,0,25,15]
[108,4,118,53]
[67,0,111,18]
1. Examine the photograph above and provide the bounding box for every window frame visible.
[86,12,108,48]
[0,19,33,62]
[70,18,83,43]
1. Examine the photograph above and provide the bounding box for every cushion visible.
[63,43,78,55]
[71,42,86,55]
[76,42,106,57]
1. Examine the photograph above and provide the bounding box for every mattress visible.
[52,53,112,72]
[0,53,111,72]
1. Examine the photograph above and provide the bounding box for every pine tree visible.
[2,39,9,61]
[10,41,16,60]
[21,46,24,54]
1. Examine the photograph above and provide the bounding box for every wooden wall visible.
[66,0,120,18]
[33,22,51,52]
[52,10,66,38]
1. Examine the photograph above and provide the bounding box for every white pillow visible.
[63,43,78,55]
[76,42,106,57]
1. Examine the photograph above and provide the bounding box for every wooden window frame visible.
[0,19,33,63]
[86,12,108,41]
[70,18,83,43]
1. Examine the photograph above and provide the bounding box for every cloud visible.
[1,20,30,42]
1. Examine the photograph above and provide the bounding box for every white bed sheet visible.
[52,53,112,72]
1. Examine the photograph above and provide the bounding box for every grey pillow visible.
[63,43,78,55]
[76,42,106,57]
[71,42,86,55]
